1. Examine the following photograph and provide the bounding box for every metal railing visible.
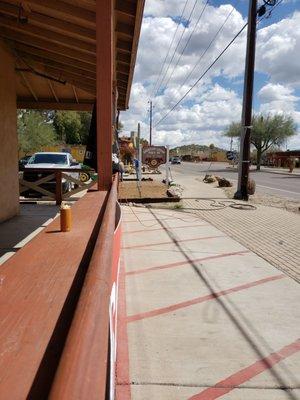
[49,176,119,399]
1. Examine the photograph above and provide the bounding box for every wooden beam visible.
[4,0,96,28]
[124,0,145,109]
[0,1,95,42]
[17,66,96,95]
[116,63,130,75]
[18,69,38,101]
[115,0,136,17]
[47,79,59,103]
[43,65,95,88]
[116,38,132,53]
[115,21,134,38]
[0,26,96,64]
[72,85,79,104]
[116,51,131,65]
[16,50,96,80]
[117,80,127,89]
[10,42,96,73]
[0,15,96,54]
[17,98,94,110]
[96,0,113,191]
[116,71,129,83]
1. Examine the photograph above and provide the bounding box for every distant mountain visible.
[170,144,226,155]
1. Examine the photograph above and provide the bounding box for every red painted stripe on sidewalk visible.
[127,274,285,323]
[123,223,208,235]
[116,260,131,400]
[126,250,250,276]
[122,235,225,250]
[122,217,174,223]
[188,338,300,400]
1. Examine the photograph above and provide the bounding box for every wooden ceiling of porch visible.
[0,0,144,110]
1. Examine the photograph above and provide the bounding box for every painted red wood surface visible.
[49,178,119,400]
[0,189,107,399]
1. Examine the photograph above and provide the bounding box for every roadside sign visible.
[142,146,167,169]
[226,151,238,161]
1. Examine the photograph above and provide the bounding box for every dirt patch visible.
[223,186,300,214]
[119,180,169,200]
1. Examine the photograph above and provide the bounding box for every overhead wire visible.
[154,0,283,128]
[154,0,198,98]
[154,21,248,127]
[150,0,190,98]
[162,0,210,93]
[178,1,238,92]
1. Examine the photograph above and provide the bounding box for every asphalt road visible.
[170,162,300,200]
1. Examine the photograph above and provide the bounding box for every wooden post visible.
[96,0,113,191]
[55,171,62,205]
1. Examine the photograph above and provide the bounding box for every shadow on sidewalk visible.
[148,208,298,396]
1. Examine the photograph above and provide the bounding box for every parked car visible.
[171,156,181,164]
[23,152,81,197]
[18,155,32,170]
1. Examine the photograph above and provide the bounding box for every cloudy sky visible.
[120,0,300,150]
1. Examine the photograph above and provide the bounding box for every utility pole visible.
[149,100,153,145]
[137,122,142,183]
[234,0,257,201]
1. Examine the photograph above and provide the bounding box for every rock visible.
[203,174,216,183]
[167,186,182,198]
[218,177,232,187]
[248,179,256,195]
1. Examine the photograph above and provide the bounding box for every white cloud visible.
[256,11,300,86]
[122,3,300,149]
[258,83,300,148]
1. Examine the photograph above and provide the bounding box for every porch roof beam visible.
[0,1,95,42]
[10,42,96,73]
[17,99,94,110]
[16,50,96,80]
[0,15,96,53]
[3,0,95,28]
[0,26,96,63]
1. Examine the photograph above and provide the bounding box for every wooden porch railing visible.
[20,167,95,205]
[0,176,121,399]
[49,176,119,399]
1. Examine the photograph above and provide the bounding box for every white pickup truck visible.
[23,152,81,197]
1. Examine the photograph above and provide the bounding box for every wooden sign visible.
[142,146,167,169]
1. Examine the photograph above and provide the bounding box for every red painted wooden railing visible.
[49,176,119,399]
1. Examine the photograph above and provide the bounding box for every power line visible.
[162,0,210,92]
[179,1,238,92]
[154,0,284,128]
[258,0,284,25]
[154,0,198,98]
[154,22,248,127]
[150,0,190,98]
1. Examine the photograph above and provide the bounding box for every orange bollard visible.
[60,204,72,232]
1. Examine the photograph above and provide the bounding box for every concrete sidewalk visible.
[168,169,300,283]
[117,205,300,400]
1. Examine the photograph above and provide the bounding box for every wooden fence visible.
[19,168,95,205]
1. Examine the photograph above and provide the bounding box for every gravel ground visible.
[222,185,300,214]
[119,180,168,200]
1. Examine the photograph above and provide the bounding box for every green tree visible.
[53,111,82,144]
[53,111,92,144]
[78,111,92,144]
[18,110,57,155]
[224,114,297,170]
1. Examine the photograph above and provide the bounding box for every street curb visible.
[226,167,300,177]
